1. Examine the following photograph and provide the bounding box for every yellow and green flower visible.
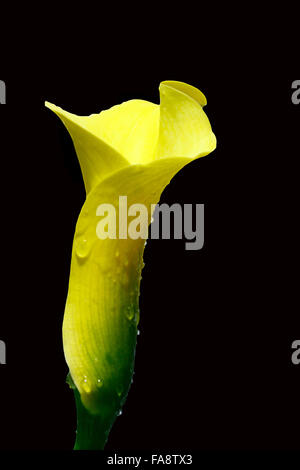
[45,80,216,449]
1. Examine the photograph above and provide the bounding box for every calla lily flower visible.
[45,80,216,449]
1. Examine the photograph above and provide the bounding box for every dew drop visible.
[118,410,123,416]
[96,378,103,388]
[137,329,140,336]
[66,373,76,390]
[126,305,134,321]
[75,237,90,260]
[81,376,91,393]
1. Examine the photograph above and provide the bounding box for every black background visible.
[0,25,299,458]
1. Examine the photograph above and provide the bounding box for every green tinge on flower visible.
[45,80,216,449]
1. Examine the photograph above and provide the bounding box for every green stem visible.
[73,389,112,450]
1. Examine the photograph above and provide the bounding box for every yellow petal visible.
[45,102,130,194]
[45,80,216,193]
[84,99,160,165]
[156,80,216,159]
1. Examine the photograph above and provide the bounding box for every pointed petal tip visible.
[44,101,81,127]
[45,100,56,110]
[44,101,65,116]
[159,80,207,107]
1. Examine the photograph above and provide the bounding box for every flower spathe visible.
[45,80,216,449]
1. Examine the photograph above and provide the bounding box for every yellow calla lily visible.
[45,80,216,449]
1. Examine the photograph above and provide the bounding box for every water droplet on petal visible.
[126,305,134,321]
[81,376,92,393]
[66,373,76,390]
[75,237,90,260]
[137,329,140,336]
[96,378,103,388]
